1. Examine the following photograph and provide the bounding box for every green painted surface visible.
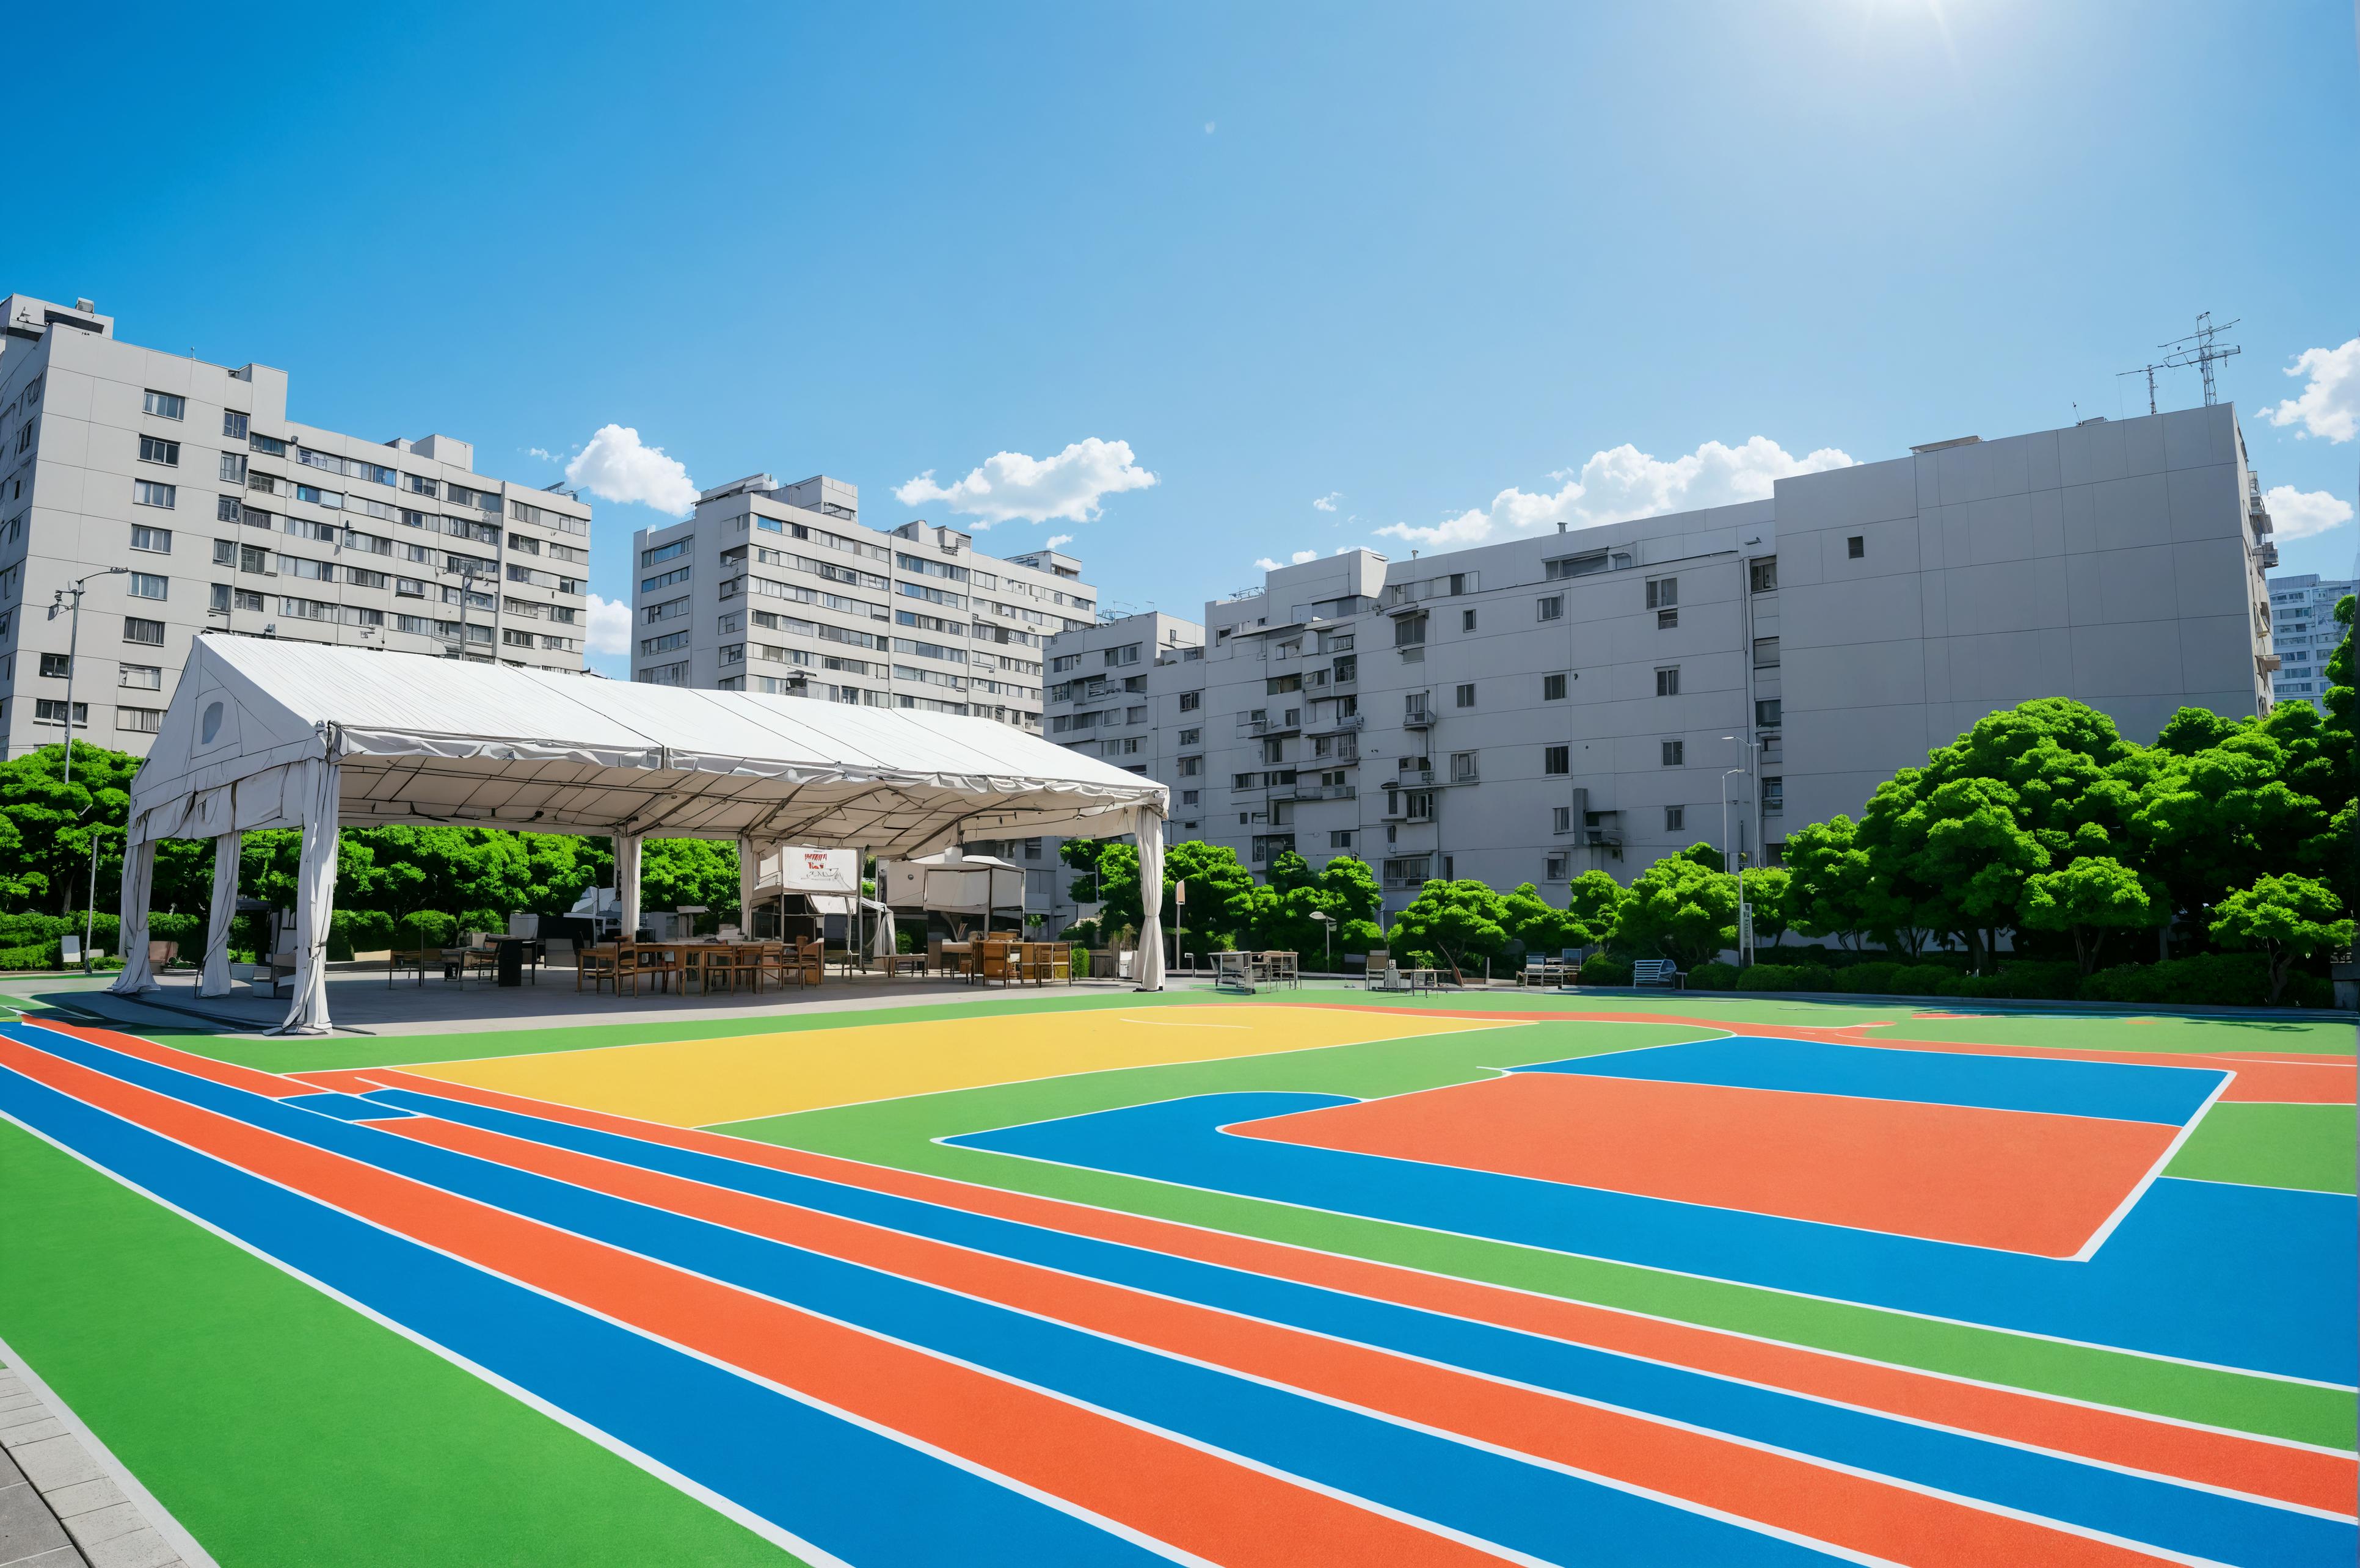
[0,1119,797,1567]
[1854,1012,2358,1055]
[724,1016,2357,1451]
[2168,1103,2359,1194]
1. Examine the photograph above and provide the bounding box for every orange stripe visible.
[390,1111,2178,1567]
[21,1018,304,1097]
[349,1066,2358,1515]
[0,1038,1493,1568]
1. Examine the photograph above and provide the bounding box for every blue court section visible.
[950,1092,2358,1385]
[282,1091,416,1121]
[1518,1037,2224,1125]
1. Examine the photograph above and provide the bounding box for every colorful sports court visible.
[1,989,2353,1565]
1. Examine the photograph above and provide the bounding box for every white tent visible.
[880,847,1025,916]
[109,636,1167,1031]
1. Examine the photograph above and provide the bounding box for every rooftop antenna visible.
[2115,360,2166,415]
[2158,311,2242,407]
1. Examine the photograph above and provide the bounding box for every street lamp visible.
[1721,734,1761,968]
[48,567,130,972]
[1311,908,1336,976]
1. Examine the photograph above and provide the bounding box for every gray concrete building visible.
[2264,571,2353,713]
[629,473,1097,736]
[0,292,593,760]
[1043,404,2277,923]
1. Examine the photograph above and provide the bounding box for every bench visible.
[1631,959,1684,989]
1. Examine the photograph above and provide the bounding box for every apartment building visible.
[1044,404,2276,921]
[0,292,592,760]
[628,473,1097,734]
[1031,611,1206,931]
[2265,571,2355,713]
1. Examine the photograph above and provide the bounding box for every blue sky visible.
[12,2,2355,673]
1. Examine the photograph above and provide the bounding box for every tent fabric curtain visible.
[105,840,161,995]
[198,833,239,997]
[735,837,759,932]
[270,757,340,1036]
[1133,805,1166,992]
[615,833,643,940]
[871,902,897,959]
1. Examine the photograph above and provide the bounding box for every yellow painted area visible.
[403,1005,1517,1128]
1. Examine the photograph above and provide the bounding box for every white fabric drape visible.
[198,833,239,997]
[106,838,161,995]
[871,901,897,959]
[271,757,340,1035]
[616,833,643,939]
[735,837,759,934]
[1133,805,1165,991]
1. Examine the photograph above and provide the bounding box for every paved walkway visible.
[0,1349,208,1568]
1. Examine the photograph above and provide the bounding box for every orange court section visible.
[1229,1072,2180,1257]
[403,1005,1524,1128]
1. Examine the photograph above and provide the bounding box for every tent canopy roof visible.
[127,635,1165,854]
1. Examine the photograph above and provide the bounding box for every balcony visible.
[1307,712,1365,737]
[1402,706,1433,730]
[1239,709,1303,737]
[1281,783,1357,802]
[2255,541,2280,568]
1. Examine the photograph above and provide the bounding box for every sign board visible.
[1738,905,1754,946]
[1175,879,1187,906]
[754,847,860,895]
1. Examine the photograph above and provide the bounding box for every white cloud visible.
[1043,533,1074,549]
[565,424,699,516]
[2265,485,2355,540]
[1377,436,1854,549]
[527,446,568,464]
[2259,339,2359,443]
[1254,557,1283,572]
[894,438,1157,526]
[1204,121,1217,134]
[585,593,632,656]
[1313,492,1340,512]
[1251,549,1324,572]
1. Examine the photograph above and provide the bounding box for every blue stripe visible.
[5,1028,1842,1568]
[945,1091,2359,1388]
[0,1058,1164,1567]
[366,1083,2357,1568]
[1517,1037,2224,1125]
[282,1091,415,1121]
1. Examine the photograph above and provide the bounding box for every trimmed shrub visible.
[1575,956,1632,987]
[2079,953,2274,1007]
[1832,962,1905,995]
[392,910,456,948]
[1688,962,1741,990]
[1741,963,1836,992]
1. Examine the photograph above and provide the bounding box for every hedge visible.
[1574,956,1631,986]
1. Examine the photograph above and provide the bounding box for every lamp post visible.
[49,568,129,973]
[1721,734,1761,968]
[1311,909,1335,975]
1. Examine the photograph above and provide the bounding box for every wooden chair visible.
[767,940,823,989]
[264,949,300,996]
[1264,951,1300,989]
[726,942,767,994]
[576,945,617,993]
[389,948,436,987]
[1363,949,1391,990]
[978,939,1019,987]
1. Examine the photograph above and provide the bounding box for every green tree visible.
[2209,874,2355,1006]
[1060,837,1109,905]
[1781,815,1874,949]
[1385,879,1513,974]
[1613,851,1738,970]
[1739,865,1792,949]
[639,838,742,927]
[1248,852,1382,964]
[0,740,139,913]
[1499,882,1576,958]
[1563,870,1628,950]
[2019,856,2164,976]
[2131,725,2330,926]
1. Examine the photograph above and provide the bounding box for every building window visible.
[142,390,185,420]
[131,524,172,553]
[1763,777,1784,814]
[1406,790,1434,821]
[1552,805,1572,834]
[119,664,163,689]
[128,572,168,601]
[211,537,236,565]
[1181,788,1201,805]
[1460,609,1477,632]
[1750,557,1777,593]
[38,653,71,678]
[124,617,166,645]
[139,435,181,466]
[1545,852,1570,881]
[1657,608,1678,630]
[117,706,162,734]
[222,410,249,440]
[216,495,242,524]
[1451,751,1478,782]
[1542,671,1567,701]
[1543,744,1570,775]
[1755,697,1782,726]
[1179,727,1201,746]
[220,452,248,483]
[1661,739,1684,766]
[1665,805,1684,832]
[208,583,231,612]
[34,699,90,725]
[1753,636,1780,667]
[1454,682,1476,708]
[1655,667,1679,696]
[1328,830,1354,850]
[1394,614,1427,647]
[1847,535,1865,559]
[1537,594,1562,622]
[235,589,266,612]
[134,480,177,509]
[1646,576,1677,609]
[1104,643,1140,666]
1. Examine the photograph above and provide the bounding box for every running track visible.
[1,1019,2352,1567]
